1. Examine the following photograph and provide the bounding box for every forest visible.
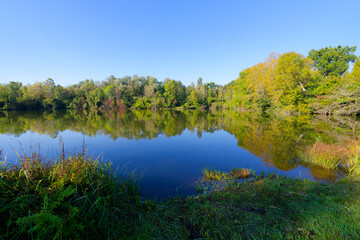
[0,45,359,116]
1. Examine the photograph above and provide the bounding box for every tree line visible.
[0,45,359,115]
[0,75,222,112]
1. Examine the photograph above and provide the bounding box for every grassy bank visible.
[0,151,141,239]
[140,174,360,240]
[1,152,360,239]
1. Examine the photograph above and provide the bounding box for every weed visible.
[230,168,251,179]
[202,168,230,181]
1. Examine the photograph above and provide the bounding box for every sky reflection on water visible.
[0,110,357,199]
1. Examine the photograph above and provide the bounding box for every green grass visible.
[0,151,141,239]
[202,168,231,181]
[137,175,360,239]
[1,151,360,239]
[202,168,252,181]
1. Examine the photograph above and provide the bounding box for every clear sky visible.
[0,0,359,86]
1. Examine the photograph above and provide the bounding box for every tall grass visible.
[304,138,360,174]
[0,150,140,239]
[306,141,347,169]
[346,139,360,174]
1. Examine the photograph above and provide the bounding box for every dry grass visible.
[345,139,360,173]
[305,139,360,173]
[307,141,348,169]
[230,168,251,179]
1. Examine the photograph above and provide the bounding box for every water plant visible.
[202,168,230,181]
[203,168,253,181]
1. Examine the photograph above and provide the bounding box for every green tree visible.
[206,82,217,106]
[163,79,185,107]
[144,77,159,98]
[104,85,115,99]
[196,77,206,105]
[2,82,23,109]
[0,84,7,108]
[163,80,177,107]
[42,78,56,109]
[308,45,357,77]
[53,85,70,109]
[185,90,200,109]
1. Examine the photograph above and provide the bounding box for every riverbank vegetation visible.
[202,168,252,181]
[303,138,360,173]
[0,150,140,239]
[1,45,359,115]
[1,150,360,239]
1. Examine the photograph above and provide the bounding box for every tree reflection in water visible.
[0,109,358,182]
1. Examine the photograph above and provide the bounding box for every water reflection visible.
[0,109,359,190]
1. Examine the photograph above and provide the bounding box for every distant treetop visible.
[308,45,357,77]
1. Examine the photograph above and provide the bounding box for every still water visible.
[0,110,358,199]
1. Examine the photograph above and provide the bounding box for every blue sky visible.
[0,0,359,86]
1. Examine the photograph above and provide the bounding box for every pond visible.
[0,110,359,199]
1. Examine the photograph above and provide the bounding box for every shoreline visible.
[1,152,359,239]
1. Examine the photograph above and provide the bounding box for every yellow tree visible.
[237,53,279,110]
[268,52,314,113]
[350,60,360,81]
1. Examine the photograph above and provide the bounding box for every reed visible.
[305,141,347,169]
[345,139,360,173]
[304,139,360,174]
